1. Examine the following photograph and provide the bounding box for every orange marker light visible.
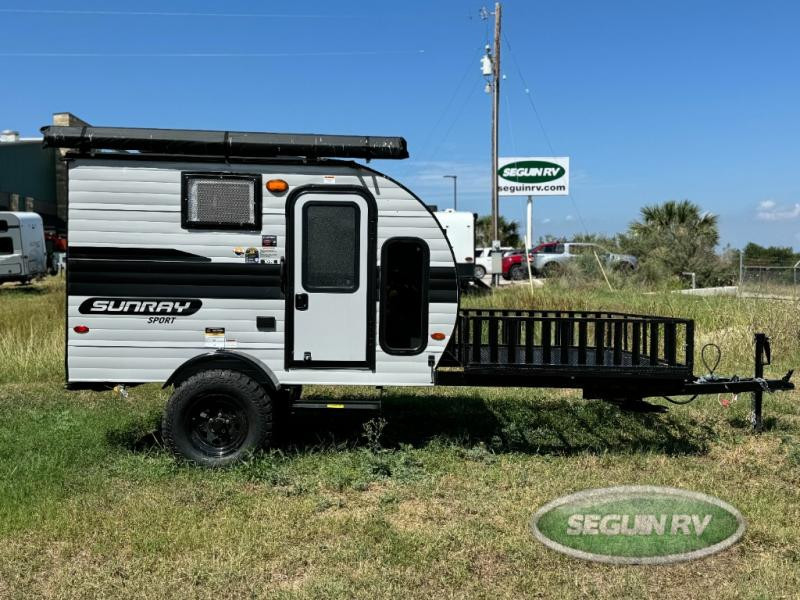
[431,332,446,341]
[74,325,89,334]
[266,179,289,193]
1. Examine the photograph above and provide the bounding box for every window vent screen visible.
[188,179,255,225]
[182,174,261,230]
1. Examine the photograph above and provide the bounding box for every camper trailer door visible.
[288,188,375,368]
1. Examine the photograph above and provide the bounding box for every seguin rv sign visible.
[530,486,745,564]
[498,156,569,196]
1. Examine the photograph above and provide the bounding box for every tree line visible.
[475,200,796,287]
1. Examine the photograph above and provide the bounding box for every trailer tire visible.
[162,369,272,467]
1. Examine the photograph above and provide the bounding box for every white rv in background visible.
[0,212,47,284]
[433,209,476,281]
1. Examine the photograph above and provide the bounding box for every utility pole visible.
[491,2,501,286]
[480,3,502,285]
[443,175,458,210]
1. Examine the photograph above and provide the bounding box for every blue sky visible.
[2,0,799,249]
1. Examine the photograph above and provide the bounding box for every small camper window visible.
[302,202,360,292]
[380,238,429,355]
[181,173,262,230]
[0,237,13,254]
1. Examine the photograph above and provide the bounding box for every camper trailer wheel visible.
[474,265,486,279]
[162,369,272,467]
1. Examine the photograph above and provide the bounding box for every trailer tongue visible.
[437,308,793,429]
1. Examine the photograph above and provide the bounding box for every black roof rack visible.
[40,125,409,161]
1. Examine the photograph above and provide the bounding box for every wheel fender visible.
[163,350,280,392]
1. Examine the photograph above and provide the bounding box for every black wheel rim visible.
[184,393,249,457]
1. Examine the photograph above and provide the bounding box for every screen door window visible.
[302,202,360,292]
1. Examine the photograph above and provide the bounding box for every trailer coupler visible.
[664,333,793,430]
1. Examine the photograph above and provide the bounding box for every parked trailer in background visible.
[43,124,794,467]
[433,209,475,276]
[433,209,488,292]
[0,212,46,284]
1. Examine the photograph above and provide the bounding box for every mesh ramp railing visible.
[449,309,694,377]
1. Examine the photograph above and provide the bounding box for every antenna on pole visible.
[481,3,502,286]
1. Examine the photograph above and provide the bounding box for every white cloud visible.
[757,201,800,221]
[406,161,488,189]
[385,160,493,210]
[565,215,574,221]
[541,218,552,224]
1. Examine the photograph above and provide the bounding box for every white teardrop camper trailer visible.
[0,212,47,284]
[43,124,793,466]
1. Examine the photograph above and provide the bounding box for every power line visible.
[428,80,481,162]
[0,8,351,18]
[0,50,426,58]
[502,31,590,235]
[503,77,517,155]
[502,32,555,156]
[418,45,483,160]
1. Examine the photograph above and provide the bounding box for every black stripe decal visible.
[428,266,458,303]
[68,259,283,300]
[69,246,212,262]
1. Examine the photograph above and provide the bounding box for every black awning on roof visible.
[40,125,409,160]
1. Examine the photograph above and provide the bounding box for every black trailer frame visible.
[437,308,793,429]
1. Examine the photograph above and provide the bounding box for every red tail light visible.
[73,325,89,334]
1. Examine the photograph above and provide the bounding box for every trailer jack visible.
[646,333,792,430]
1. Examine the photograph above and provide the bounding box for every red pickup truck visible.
[501,241,560,280]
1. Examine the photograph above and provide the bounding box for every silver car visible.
[532,242,637,277]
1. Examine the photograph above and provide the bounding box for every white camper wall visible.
[434,209,475,265]
[17,213,46,276]
[0,212,45,279]
[0,212,23,278]
[66,159,458,386]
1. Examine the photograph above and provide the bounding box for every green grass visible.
[1,278,800,598]
[0,277,65,385]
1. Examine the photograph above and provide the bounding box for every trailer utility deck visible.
[438,308,792,426]
[442,309,692,377]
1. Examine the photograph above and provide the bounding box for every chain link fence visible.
[738,259,800,299]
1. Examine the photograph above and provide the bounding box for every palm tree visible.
[624,200,720,284]
[475,215,521,248]
[630,200,718,245]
